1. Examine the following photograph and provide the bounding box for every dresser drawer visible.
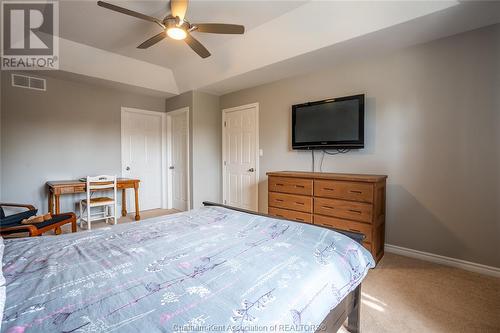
[314,215,372,243]
[314,197,373,223]
[269,177,313,196]
[314,180,373,203]
[268,207,312,223]
[269,192,312,213]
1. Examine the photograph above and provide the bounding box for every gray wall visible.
[165,91,193,112]
[220,25,500,268]
[166,91,222,209]
[192,91,221,208]
[1,72,165,214]
[0,70,2,201]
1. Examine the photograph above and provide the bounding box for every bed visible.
[0,202,375,333]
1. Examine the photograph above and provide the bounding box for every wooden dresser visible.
[267,171,387,263]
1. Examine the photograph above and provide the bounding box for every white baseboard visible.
[385,244,500,278]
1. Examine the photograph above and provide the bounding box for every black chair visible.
[0,203,77,237]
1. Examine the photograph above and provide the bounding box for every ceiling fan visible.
[97,0,245,59]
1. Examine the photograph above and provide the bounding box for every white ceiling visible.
[59,1,307,69]
[202,0,500,95]
[55,0,500,97]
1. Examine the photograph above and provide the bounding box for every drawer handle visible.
[295,202,304,205]
[349,190,363,194]
[275,199,284,202]
[296,218,304,221]
[324,187,335,191]
[322,205,335,210]
[276,214,284,217]
[349,209,362,214]
[348,228,362,233]
[295,185,305,188]
[276,183,284,186]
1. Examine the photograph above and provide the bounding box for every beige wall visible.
[1,72,166,214]
[220,25,500,267]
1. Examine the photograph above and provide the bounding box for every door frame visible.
[120,107,168,210]
[166,107,190,211]
[221,102,259,210]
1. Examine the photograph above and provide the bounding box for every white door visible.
[223,104,259,211]
[122,108,163,212]
[169,109,189,211]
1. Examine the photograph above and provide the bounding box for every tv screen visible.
[292,94,364,149]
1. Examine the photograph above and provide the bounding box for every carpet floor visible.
[339,253,500,333]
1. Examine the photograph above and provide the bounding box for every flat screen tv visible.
[292,94,364,150]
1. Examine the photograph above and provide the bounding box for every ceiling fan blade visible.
[170,0,188,21]
[137,31,167,49]
[194,23,245,34]
[97,1,163,26]
[184,33,210,58]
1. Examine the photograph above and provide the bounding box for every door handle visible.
[169,166,175,170]
[248,168,255,172]
[126,166,130,171]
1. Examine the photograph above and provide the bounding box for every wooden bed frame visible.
[202,201,363,333]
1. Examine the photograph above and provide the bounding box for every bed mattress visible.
[1,206,374,332]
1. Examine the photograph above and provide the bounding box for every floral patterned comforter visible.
[1,206,374,333]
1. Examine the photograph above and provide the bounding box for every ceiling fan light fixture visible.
[97,0,244,58]
[167,27,187,40]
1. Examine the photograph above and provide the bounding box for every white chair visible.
[79,175,118,230]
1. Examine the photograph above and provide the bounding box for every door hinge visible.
[224,121,227,127]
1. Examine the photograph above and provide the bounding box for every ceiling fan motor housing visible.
[163,16,190,31]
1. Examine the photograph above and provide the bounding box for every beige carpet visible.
[339,253,500,333]
[116,208,178,223]
[11,210,500,332]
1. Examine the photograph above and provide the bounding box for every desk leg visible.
[134,184,140,221]
[55,194,61,214]
[121,189,127,217]
[48,192,54,214]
